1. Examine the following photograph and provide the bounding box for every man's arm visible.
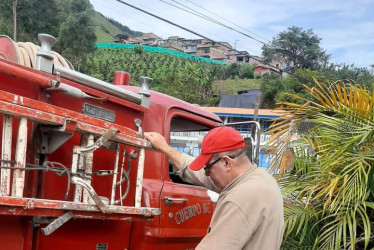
[143,132,183,170]
[144,132,219,192]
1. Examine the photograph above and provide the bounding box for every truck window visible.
[168,117,210,184]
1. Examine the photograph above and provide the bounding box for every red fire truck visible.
[0,34,231,250]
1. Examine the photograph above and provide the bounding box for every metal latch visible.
[41,211,73,236]
[164,197,188,206]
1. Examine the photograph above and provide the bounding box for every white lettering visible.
[174,203,202,224]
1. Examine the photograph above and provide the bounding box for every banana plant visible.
[268,81,374,249]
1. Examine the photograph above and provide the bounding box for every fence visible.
[96,43,229,65]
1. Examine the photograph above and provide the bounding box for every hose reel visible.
[0,35,73,70]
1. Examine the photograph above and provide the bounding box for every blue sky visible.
[90,0,374,68]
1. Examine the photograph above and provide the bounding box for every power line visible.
[184,0,271,44]
[91,0,174,38]
[114,0,278,63]
[160,0,287,58]
[115,0,220,42]
[92,0,260,55]
[160,0,270,46]
[125,0,226,42]
[160,0,229,27]
[114,0,250,54]
[113,0,315,85]
[159,0,261,54]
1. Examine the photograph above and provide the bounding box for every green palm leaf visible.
[269,80,374,249]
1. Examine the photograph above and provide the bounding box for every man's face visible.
[204,156,231,192]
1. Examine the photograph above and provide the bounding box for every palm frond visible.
[270,81,374,249]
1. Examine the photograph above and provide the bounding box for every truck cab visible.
[0,34,222,250]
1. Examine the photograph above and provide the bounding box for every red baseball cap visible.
[189,126,246,171]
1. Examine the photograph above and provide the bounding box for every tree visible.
[239,64,254,79]
[278,69,319,104]
[259,73,284,108]
[154,62,221,105]
[134,45,144,55]
[268,81,374,249]
[55,0,96,71]
[262,26,329,73]
[0,0,60,42]
[320,63,374,90]
[226,63,240,79]
[13,0,16,41]
[0,1,13,37]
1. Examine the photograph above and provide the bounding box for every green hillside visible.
[93,12,143,43]
[214,78,261,95]
[82,48,217,84]
[93,12,123,43]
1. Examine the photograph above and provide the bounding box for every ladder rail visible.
[0,89,158,218]
[0,115,12,196]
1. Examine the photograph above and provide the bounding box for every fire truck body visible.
[0,35,222,250]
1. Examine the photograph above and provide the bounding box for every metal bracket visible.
[138,77,152,108]
[50,71,61,88]
[35,34,55,73]
[71,177,109,213]
[71,128,118,204]
[134,119,142,134]
[33,216,53,226]
[41,211,73,236]
[73,128,118,154]
[35,118,77,154]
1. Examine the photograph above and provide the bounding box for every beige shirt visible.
[177,153,284,250]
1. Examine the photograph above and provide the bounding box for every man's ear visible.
[222,156,231,171]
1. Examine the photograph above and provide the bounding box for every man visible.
[144,126,284,250]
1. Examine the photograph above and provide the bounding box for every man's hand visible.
[144,132,182,170]
[144,132,170,152]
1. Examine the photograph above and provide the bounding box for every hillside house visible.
[126,37,143,44]
[114,34,128,43]
[196,40,232,59]
[120,33,161,46]
[248,56,263,65]
[196,40,212,58]
[181,39,203,54]
[224,50,250,64]
[141,33,161,46]
[160,36,203,53]
[254,65,281,75]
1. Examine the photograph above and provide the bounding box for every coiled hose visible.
[1,35,73,70]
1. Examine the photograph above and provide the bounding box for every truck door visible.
[159,110,218,250]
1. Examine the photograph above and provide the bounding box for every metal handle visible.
[164,197,188,206]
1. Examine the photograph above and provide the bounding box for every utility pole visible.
[234,40,239,50]
[13,0,17,41]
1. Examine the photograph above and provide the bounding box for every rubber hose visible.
[14,41,72,70]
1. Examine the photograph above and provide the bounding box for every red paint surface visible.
[0,59,221,250]
[0,36,18,63]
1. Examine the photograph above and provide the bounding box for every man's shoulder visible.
[241,168,277,187]
[228,169,282,204]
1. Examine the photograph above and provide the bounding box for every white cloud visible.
[319,21,374,50]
